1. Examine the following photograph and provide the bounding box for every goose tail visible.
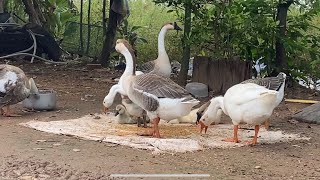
[181,97,200,106]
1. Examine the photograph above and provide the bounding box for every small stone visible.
[36,140,47,143]
[94,115,101,119]
[19,175,33,180]
[69,175,78,180]
[13,170,21,176]
[73,149,81,152]
[38,174,50,178]
[34,148,45,150]
[53,143,62,146]
[254,166,262,169]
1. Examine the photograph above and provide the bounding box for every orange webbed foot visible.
[245,140,258,145]
[223,138,240,143]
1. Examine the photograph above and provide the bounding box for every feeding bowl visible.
[23,89,57,111]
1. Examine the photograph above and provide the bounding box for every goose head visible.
[198,97,223,134]
[277,72,287,79]
[115,104,126,116]
[198,109,222,134]
[163,22,182,31]
[103,95,113,112]
[26,78,40,99]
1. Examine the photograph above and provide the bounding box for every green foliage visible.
[41,0,78,39]
[117,19,148,48]
[126,0,181,63]
[6,0,319,82]
[154,0,320,81]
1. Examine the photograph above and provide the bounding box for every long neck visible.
[157,27,169,60]
[107,85,119,100]
[212,96,226,115]
[122,48,136,76]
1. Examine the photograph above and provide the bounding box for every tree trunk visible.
[79,0,84,54]
[99,0,119,67]
[21,0,42,25]
[178,0,191,86]
[86,0,91,54]
[0,0,4,13]
[274,0,293,75]
[102,0,107,35]
[33,0,46,24]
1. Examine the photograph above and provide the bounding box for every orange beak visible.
[103,107,108,114]
[199,121,208,134]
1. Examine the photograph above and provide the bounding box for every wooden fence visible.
[192,56,252,94]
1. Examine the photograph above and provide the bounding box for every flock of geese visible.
[0,22,286,145]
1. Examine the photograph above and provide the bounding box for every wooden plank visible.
[192,56,251,94]
[285,99,319,104]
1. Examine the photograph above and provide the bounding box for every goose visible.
[114,104,136,124]
[115,39,199,138]
[240,72,286,129]
[198,83,279,145]
[195,100,211,124]
[102,71,143,112]
[139,22,182,77]
[121,96,148,127]
[169,108,199,124]
[0,64,37,117]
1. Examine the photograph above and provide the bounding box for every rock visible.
[185,82,208,98]
[293,102,320,124]
[13,170,21,176]
[36,140,47,143]
[254,166,262,169]
[19,175,34,180]
[72,149,81,152]
[38,174,51,179]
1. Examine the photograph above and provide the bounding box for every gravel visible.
[0,157,114,180]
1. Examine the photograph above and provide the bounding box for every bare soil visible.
[1,61,320,180]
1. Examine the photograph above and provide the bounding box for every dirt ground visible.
[1,61,320,180]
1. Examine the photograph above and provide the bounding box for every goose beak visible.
[199,121,208,134]
[173,22,182,31]
[115,111,119,116]
[103,107,108,114]
[196,112,202,125]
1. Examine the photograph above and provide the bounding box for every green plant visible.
[117,19,148,48]
[41,0,78,39]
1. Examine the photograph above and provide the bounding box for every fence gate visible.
[192,56,252,94]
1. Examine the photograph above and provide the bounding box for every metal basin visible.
[23,89,57,110]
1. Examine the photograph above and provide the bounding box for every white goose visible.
[121,96,148,127]
[198,83,279,145]
[139,22,182,77]
[103,69,144,112]
[240,72,286,129]
[114,104,136,124]
[115,39,199,138]
[0,64,37,116]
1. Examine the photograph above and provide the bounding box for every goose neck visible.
[212,96,226,114]
[122,48,136,76]
[157,27,169,58]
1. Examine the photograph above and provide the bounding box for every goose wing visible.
[139,61,155,73]
[131,74,192,112]
[241,76,285,91]
[133,73,190,99]
[226,83,277,106]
